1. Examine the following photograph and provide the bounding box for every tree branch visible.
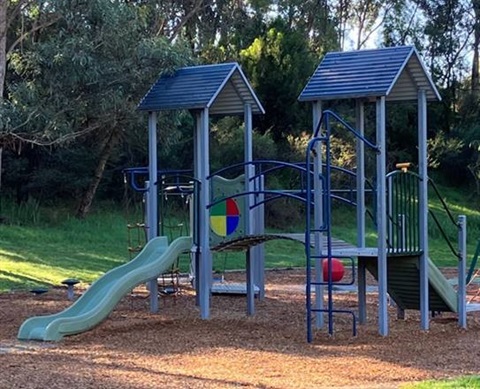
[6,0,30,29]
[3,123,102,147]
[168,0,207,42]
[398,3,419,45]
[358,3,395,49]
[7,13,61,54]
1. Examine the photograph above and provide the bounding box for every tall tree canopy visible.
[1,0,193,216]
[1,0,480,212]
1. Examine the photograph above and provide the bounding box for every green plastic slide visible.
[18,236,192,341]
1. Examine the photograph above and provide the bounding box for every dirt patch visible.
[1,269,480,389]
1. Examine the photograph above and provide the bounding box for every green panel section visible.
[210,201,226,216]
[361,255,458,313]
[18,236,192,341]
[209,175,246,247]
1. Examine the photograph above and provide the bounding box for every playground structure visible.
[17,46,480,342]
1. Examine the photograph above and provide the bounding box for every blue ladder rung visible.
[309,308,357,336]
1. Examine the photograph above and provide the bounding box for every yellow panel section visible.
[210,215,226,237]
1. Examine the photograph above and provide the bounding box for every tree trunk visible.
[0,2,6,217]
[473,0,480,93]
[0,0,6,100]
[76,129,120,219]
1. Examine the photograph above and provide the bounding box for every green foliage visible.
[1,0,194,205]
[402,376,480,388]
[240,18,317,145]
[428,132,464,169]
[1,0,480,217]
[209,116,277,174]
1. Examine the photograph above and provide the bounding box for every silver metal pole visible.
[313,100,324,328]
[147,112,159,313]
[418,89,429,330]
[244,104,255,313]
[355,99,367,324]
[458,215,467,328]
[376,96,388,336]
[253,175,266,299]
[197,109,211,319]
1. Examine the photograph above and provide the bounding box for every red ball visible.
[322,258,345,282]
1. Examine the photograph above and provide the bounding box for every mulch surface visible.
[1,268,480,389]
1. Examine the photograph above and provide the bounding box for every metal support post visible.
[458,215,467,328]
[147,112,159,313]
[356,99,367,324]
[418,89,429,330]
[313,101,324,328]
[376,96,388,336]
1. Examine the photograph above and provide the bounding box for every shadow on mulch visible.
[1,268,480,389]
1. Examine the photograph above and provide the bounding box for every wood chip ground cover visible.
[0,269,479,389]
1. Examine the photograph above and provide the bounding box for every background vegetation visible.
[2,0,480,213]
[2,0,480,292]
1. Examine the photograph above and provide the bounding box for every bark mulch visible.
[1,268,479,389]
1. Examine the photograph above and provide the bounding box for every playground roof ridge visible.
[138,62,265,115]
[298,46,441,103]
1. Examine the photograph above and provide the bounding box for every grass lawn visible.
[1,180,480,292]
[0,210,130,291]
[402,376,480,388]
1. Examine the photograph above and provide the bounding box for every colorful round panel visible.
[210,198,240,237]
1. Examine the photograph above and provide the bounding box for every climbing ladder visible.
[305,110,378,342]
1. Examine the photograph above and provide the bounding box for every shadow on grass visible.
[0,270,51,289]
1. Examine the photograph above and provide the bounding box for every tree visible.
[0,1,61,206]
[2,0,193,216]
[0,0,7,100]
[472,0,480,92]
[240,18,317,147]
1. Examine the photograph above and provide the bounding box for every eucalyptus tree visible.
[2,0,192,216]
[472,0,480,92]
[0,1,62,209]
[275,0,338,53]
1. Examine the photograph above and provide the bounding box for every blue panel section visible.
[138,63,237,111]
[299,46,414,101]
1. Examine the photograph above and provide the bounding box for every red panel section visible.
[226,198,240,216]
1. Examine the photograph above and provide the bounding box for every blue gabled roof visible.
[138,62,264,115]
[299,46,441,102]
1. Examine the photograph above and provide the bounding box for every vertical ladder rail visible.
[306,111,361,342]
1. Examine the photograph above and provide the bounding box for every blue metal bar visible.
[310,309,357,336]
[306,135,323,342]
[124,168,194,193]
[207,190,306,209]
[210,160,307,180]
[312,256,356,287]
[315,110,379,151]
[306,109,375,342]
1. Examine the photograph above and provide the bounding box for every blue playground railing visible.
[210,159,375,213]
